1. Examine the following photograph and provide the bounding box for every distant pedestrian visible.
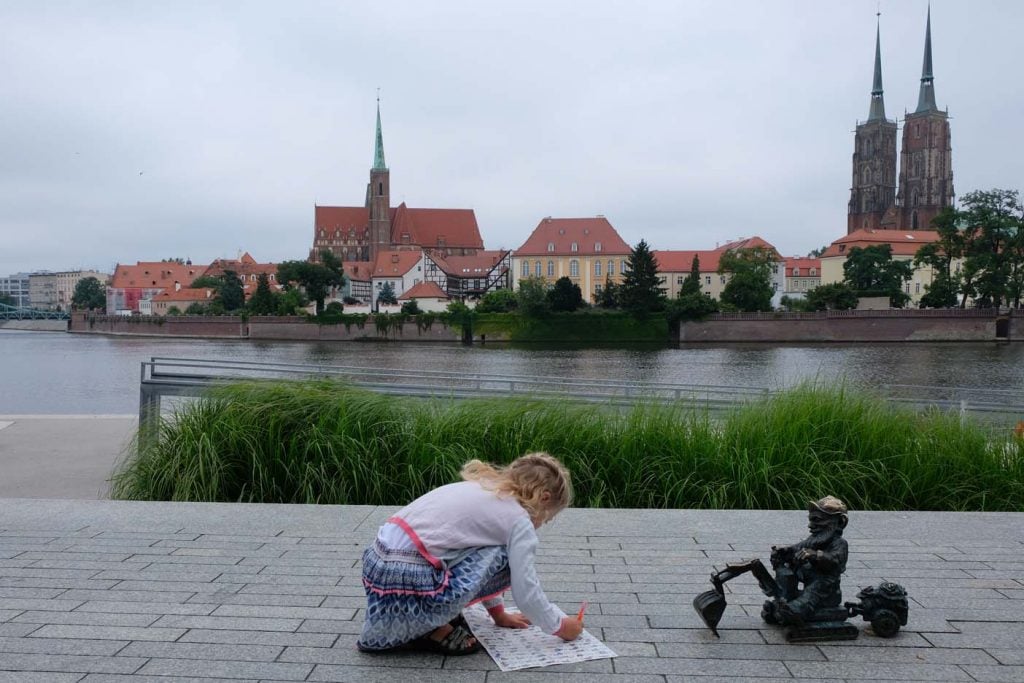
[357,452,583,654]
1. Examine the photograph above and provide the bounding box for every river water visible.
[2,329,1023,414]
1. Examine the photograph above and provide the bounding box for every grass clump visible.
[110,381,1024,511]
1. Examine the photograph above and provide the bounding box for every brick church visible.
[309,103,485,264]
[847,8,954,233]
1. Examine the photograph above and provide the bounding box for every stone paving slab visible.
[0,498,1021,681]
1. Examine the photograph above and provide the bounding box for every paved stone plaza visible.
[0,498,1021,682]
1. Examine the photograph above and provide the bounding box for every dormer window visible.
[547,242,555,252]
[792,267,799,277]
[571,242,578,252]
[595,242,602,252]
[839,245,846,253]
[810,268,816,276]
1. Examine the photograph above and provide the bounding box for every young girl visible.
[357,452,584,655]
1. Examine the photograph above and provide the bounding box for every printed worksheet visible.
[463,603,617,672]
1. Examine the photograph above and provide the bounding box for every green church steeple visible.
[867,19,887,122]
[373,98,387,171]
[915,6,938,113]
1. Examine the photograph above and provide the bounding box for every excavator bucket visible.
[692,588,727,636]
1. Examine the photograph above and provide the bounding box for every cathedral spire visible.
[867,17,886,121]
[373,96,387,170]
[915,5,938,113]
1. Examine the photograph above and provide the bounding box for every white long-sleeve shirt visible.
[378,480,566,634]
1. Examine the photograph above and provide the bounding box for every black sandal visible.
[409,622,481,656]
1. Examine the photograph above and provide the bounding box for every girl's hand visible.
[556,615,584,641]
[493,610,531,629]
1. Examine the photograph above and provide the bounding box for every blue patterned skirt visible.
[357,538,511,651]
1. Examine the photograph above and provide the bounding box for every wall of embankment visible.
[679,309,1019,343]
[0,320,68,332]
[68,313,462,341]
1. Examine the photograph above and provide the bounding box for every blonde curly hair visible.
[461,452,573,525]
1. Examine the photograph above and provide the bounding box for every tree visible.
[247,273,278,315]
[166,306,182,316]
[956,189,1024,309]
[914,207,964,309]
[666,291,719,322]
[680,254,702,296]
[276,288,307,315]
[161,258,185,264]
[547,276,583,312]
[842,244,912,308]
[71,276,106,311]
[618,240,665,317]
[516,276,550,318]
[718,247,776,312]
[189,275,221,289]
[597,277,618,308]
[807,245,828,258]
[805,283,859,311]
[184,302,206,315]
[476,289,518,313]
[276,250,346,315]
[400,299,421,315]
[218,270,245,311]
[377,282,398,305]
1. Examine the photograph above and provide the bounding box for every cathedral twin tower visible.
[848,8,954,234]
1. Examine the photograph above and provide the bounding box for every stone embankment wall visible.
[68,313,462,342]
[679,309,1017,343]
[0,320,68,332]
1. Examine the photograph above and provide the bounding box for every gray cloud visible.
[1,0,1021,276]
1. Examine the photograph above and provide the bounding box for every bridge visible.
[0,302,70,320]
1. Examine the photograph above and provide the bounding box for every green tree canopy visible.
[377,282,398,305]
[218,270,245,311]
[618,240,665,317]
[680,254,702,296]
[189,275,221,289]
[246,273,278,315]
[956,189,1024,308]
[805,283,859,311]
[277,250,346,315]
[400,299,421,315]
[71,276,106,311]
[718,247,776,312]
[547,276,583,312]
[516,276,550,318]
[476,289,518,313]
[842,244,912,307]
[597,277,618,308]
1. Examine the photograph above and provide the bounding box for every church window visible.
[911,211,919,229]
[547,242,555,252]
[570,260,579,277]
[914,123,921,138]
[865,139,873,155]
[547,261,554,277]
[521,261,529,277]
[571,242,578,252]
[535,261,542,277]
[912,189,920,207]
[862,168,870,184]
[378,182,384,196]
[595,261,602,277]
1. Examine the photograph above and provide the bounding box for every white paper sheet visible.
[463,603,617,672]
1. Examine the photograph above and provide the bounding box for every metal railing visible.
[881,383,1024,423]
[0,303,70,320]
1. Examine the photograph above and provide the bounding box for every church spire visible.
[867,17,886,121]
[915,5,938,113]
[373,96,387,170]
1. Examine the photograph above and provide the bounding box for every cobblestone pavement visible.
[0,499,1021,682]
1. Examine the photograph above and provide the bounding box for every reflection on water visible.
[2,329,1023,414]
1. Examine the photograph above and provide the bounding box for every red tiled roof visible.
[153,288,213,302]
[717,236,776,252]
[110,262,207,289]
[430,250,508,276]
[515,217,631,256]
[652,250,721,273]
[785,257,821,277]
[314,207,370,235]
[822,229,939,258]
[203,255,277,281]
[372,250,422,278]
[390,203,483,250]
[399,281,449,300]
[342,261,373,282]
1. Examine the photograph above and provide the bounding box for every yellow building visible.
[511,217,632,301]
[821,229,941,305]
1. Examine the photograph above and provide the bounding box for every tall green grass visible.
[110,381,1024,511]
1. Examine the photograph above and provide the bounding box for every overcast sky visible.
[2,0,1021,276]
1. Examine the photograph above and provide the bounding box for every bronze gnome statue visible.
[693,496,909,642]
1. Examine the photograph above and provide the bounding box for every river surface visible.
[2,329,1023,414]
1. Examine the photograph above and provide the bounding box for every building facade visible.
[847,9,954,233]
[820,229,940,306]
[654,237,784,303]
[511,217,632,302]
[0,273,31,308]
[783,258,822,297]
